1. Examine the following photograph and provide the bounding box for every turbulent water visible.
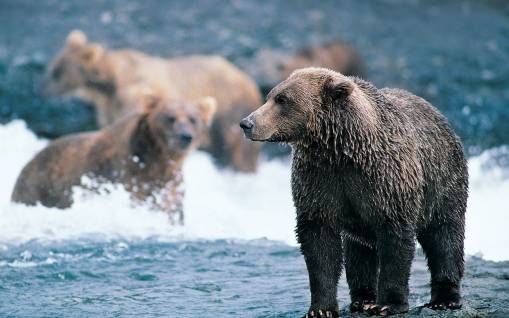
[1,0,509,317]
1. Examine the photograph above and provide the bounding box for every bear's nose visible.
[240,118,254,131]
[178,133,193,147]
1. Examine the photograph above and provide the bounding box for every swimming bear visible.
[12,94,217,223]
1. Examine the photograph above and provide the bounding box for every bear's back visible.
[11,132,96,207]
[380,87,462,150]
[380,87,468,219]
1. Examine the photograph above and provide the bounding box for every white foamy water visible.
[465,148,509,262]
[0,121,508,261]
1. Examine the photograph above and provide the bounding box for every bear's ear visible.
[197,96,217,126]
[81,44,104,66]
[66,30,87,48]
[139,88,161,113]
[325,77,354,102]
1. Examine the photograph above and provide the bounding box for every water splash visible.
[0,121,507,261]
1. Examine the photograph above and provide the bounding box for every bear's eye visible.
[275,94,289,106]
[164,115,176,125]
[189,116,197,125]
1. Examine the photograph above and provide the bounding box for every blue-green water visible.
[1,240,508,317]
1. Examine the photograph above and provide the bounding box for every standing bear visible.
[240,68,468,317]
[12,94,217,224]
[43,30,261,172]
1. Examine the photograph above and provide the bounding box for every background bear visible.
[12,94,217,224]
[241,68,468,317]
[250,42,367,97]
[279,42,367,86]
[43,30,261,172]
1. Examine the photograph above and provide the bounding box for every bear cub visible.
[241,68,467,317]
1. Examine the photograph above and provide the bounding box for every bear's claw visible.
[424,301,462,310]
[363,303,409,316]
[302,309,339,318]
[350,299,376,313]
[363,303,389,316]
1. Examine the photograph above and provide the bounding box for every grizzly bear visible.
[12,94,217,224]
[43,30,261,172]
[240,68,467,317]
[279,42,367,83]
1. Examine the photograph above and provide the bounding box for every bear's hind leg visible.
[297,217,342,318]
[364,226,415,316]
[344,238,378,313]
[418,220,464,310]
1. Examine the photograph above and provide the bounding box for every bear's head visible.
[240,67,367,144]
[139,93,217,158]
[43,30,114,97]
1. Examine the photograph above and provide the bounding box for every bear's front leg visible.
[364,226,415,316]
[297,216,342,318]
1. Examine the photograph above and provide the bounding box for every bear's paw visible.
[302,309,339,318]
[424,300,462,311]
[363,303,409,316]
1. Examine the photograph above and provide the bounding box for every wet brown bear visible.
[43,30,261,172]
[241,68,467,317]
[12,95,217,223]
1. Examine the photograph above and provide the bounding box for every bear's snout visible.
[177,133,194,147]
[239,117,254,138]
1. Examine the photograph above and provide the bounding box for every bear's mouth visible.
[240,124,273,142]
[250,137,268,142]
[243,132,269,142]
[248,135,280,143]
